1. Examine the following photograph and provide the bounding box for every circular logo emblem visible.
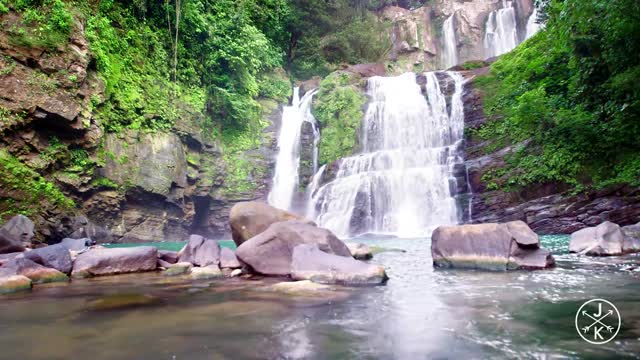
[575,299,621,344]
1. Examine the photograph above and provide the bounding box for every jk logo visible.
[575,299,621,344]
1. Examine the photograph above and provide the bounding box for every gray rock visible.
[229,201,312,247]
[72,246,157,278]
[190,265,223,279]
[291,244,388,285]
[346,243,373,260]
[621,222,640,254]
[158,250,179,264]
[0,258,69,284]
[0,215,33,253]
[0,252,23,266]
[431,222,555,270]
[178,235,220,266]
[569,221,624,256]
[219,247,241,269]
[164,262,193,276]
[69,216,113,243]
[23,244,72,274]
[59,237,94,251]
[0,275,32,294]
[236,220,352,276]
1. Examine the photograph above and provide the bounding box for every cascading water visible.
[484,0,518,57]
[308,72,466,238]
[268,88,317,211]
[525,6,542,39]
[442,14,458,69]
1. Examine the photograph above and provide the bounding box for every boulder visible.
[0,252,23,266]
[23,243,72,274]
[229,201,311,246]
[0,275,32,294]
[177,235,220,266]
[346,243,373,260]
[431,221,555,271]
[0,215,33,253]
[236,220,351,276]
[344,63,386,77]
[291,244,388,285]
[621,222,640,254]
[0,258,69,284]
[190,265,223,279]
[71,246,157,278]
[158,250,179,264]
[569,221,625,256]
[68,216,113,243]
[59,237,94,251]
[164,262,193,276]
[219,247,241,269]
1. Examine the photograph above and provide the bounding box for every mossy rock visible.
[0,275,32,294]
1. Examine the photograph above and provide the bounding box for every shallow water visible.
[1,236,639,359]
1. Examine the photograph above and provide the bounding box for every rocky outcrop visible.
[71,246,157,278]
[431,221,555,270]
[177,235,220,267]
[291,244,388,285]
[0,215,33,253]
[229,201,311,246]
[461,68,640,233]
[569,221,639,256]
[235,220,352,276]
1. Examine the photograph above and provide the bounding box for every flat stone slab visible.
[72,246,157,278]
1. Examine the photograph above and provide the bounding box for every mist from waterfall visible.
[484,0,518,57]
[442,14,458,69]
[268,88,317,211]
[526,6,542,39]
[308,72,466,238]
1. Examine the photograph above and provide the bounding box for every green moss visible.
[0,149,74,219]
[90,177,119,190]
[313,72,366,165]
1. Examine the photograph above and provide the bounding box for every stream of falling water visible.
[442,14,458,69]
[484,0,518,57]
[268,88,317,211]
[308,72,466,238]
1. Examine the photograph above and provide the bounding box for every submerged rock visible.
[88,293,161,311]
[229,201,312,246]
[190,265,223,280]
[164,262,193,276]
[569,221,632,256]
[431,221,555,271]
[0,258,69,284]
[24,244,72,274]
[236,220,351,276]
[291,244,388,285]
[219,247,242,269]
[178,235,220,267]
[346,243,373,260]
[0,275,32,294]
[0,215,33,253]
[270,280,332,294]
[71,246,157,278]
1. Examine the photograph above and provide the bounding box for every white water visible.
[484,0,518,57]
[442,15,458,69]
[268,88,317,211]
[305,164,326,219]
[525,6,542,39]
[308,72,466,238]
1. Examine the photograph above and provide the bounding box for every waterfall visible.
[525,6,542,39]
[268,88,317,211]
[308,72,466,238]
[305,164,326,219]
[484,0,518,57]
[442,15,458,69]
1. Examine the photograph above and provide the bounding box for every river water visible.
[1,236,639,359]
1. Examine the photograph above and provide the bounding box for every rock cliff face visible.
[0,14,279,243]
[461,68,640,234]
[381,0,535,73]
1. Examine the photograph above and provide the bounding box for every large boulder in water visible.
[236,220,351,276]
[0,258,69,283]
[71,246,157,278]
[621,222,640,254]
[431,221,555,271]
[0,275,32,294]
[229,201,311,246]
[0,215,34,253]
[24,243,72,274]
[219,247,242,269]
[177,235,220,267]
[569,221,635,256]
[291,244,388,285]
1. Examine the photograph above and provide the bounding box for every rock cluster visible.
[569,221,640,256]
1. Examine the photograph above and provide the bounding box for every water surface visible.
[1,236,639,359]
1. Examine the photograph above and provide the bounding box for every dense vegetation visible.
[475,0,640,192]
